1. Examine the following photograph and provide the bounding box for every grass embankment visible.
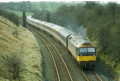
[0,16,42,81]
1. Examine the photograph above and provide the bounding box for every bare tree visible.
[107,2,118,24]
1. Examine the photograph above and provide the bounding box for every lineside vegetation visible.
[33,1,120,80]
[0,14,42,81]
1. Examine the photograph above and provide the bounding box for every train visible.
[27,16,96,69]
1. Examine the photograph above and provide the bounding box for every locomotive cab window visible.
[79,48,87,54]
[79,47,96,54]
[88,48,95,54]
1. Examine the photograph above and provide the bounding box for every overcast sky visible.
[0,0,120,3]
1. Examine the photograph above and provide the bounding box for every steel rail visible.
[28,26,73,81]
[28,26,60,81]
[81,69,90,81]
[93,71,102,81]
[28,25,102,81]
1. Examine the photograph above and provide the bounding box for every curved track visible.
[28,26,73,81]
[27,25,102,81]
[0,19,112,81]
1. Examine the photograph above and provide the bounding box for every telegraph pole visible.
[23,11,26,27]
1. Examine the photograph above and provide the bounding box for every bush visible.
[2,53,22,80]
[0,8,19,26]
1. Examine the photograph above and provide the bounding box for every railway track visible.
[27,25,102,81]
[27,26,73,81]
[0,19,112,81]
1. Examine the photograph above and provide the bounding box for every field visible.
[0,16,42,81]
[7,9,34,17]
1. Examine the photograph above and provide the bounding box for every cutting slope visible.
[0,16,42,81]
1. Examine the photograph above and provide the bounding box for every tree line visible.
[33,1,120,72]
[0,8,19,26]
[0,1,77,12]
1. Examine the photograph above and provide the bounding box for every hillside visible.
[0,16,42,81]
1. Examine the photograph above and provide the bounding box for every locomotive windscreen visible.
[79,48,95,54]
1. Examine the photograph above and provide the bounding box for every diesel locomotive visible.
[27,16,96,68]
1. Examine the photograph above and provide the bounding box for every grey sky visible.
[0,0,120,3]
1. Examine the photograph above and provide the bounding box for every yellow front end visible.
[77,56,96,62]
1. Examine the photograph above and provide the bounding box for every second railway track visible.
[28,26,73,81]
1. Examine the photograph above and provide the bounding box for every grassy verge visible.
[92,40,119,80]
[0,16,42,81]
[98,53,120,80]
